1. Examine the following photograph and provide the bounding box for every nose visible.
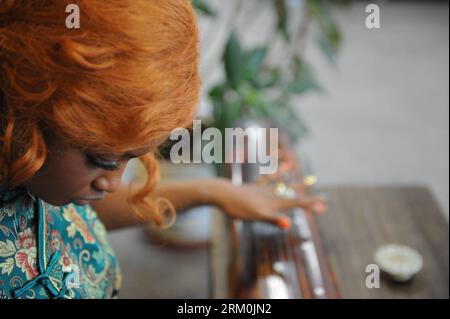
[92,169,124,194]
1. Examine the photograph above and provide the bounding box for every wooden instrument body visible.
[210,129,340,299]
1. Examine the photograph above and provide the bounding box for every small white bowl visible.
[374,244,423,282]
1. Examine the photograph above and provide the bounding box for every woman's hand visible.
[92,177,326,230]
[210,178,327,230]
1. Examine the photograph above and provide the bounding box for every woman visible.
[0,0,325,299]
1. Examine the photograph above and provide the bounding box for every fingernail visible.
[314,201,327,214]
[277,217,291,230]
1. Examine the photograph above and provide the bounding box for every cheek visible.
[50,164,98,194]
[38,153,100,198]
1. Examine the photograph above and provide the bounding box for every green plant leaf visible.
[317,33,339,64]
[223,32,245,89]
[209,84,226,100]
[273,0,289,40]
[226,100,243,125]
[251,68,281,88]
[287,59,322,94]
[192,0,216,16]
[263,101,309,142]
[306,0,342,64]
[244,47,268,81]
[212,96,243,133]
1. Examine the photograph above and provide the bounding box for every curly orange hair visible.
[0,0,200,227]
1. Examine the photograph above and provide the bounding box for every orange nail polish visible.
[277,217,291,230]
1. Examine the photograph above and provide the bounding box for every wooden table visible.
[315,186,449,299]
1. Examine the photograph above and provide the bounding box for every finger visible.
[312,198,328,214]
[258,210,292,230]
[289,182,309,193]
[278,196,328,214]
[277,216,292,230]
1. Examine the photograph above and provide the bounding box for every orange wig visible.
[0,0,201,227]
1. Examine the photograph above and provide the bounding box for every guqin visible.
[210,120,340,299]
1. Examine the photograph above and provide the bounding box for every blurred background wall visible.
[297,1,449,221]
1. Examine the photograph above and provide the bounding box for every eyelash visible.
[85,154,121,171]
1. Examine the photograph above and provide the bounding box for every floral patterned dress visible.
[0,187,122,299]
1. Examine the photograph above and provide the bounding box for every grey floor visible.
[108,1,449,298]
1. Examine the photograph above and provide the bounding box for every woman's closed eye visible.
[85,153,121,171]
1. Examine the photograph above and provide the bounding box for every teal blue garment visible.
[0,187,122,299]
